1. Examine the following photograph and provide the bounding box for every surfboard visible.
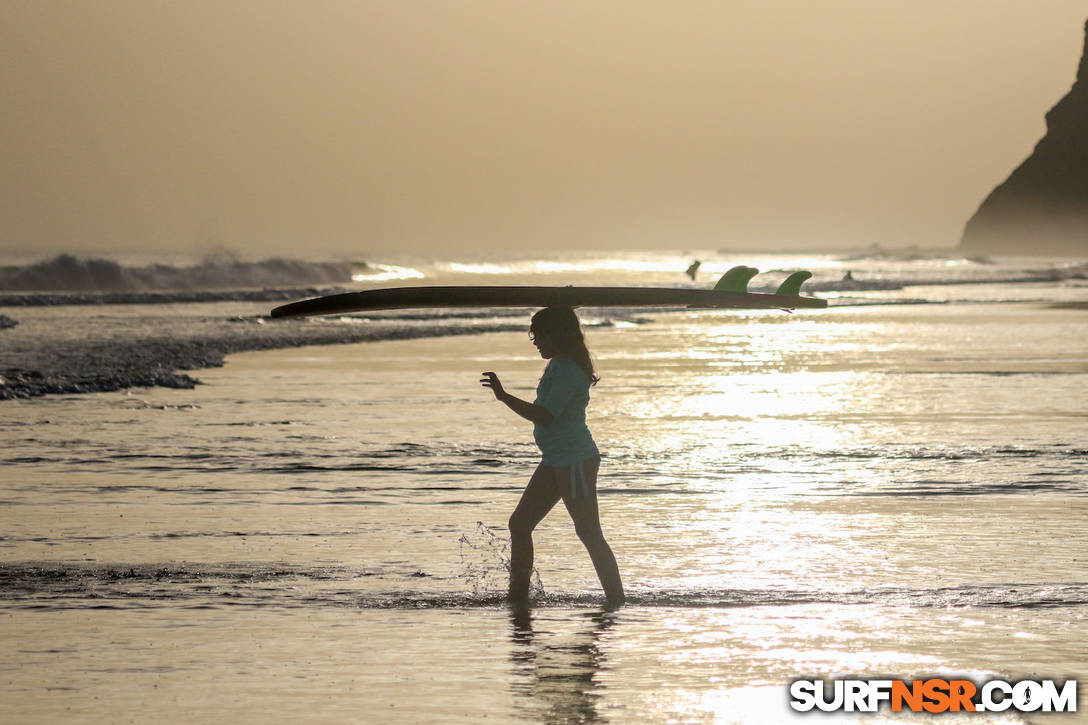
[269,267,826,318]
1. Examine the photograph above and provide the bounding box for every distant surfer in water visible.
[481,307,625,608]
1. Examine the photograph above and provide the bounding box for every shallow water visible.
[2,257,1088,722]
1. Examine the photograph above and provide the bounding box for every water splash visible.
[457,521,543,598]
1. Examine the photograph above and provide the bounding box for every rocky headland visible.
[960,19,1088,256]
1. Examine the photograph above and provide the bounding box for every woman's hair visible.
[530,307,599,385]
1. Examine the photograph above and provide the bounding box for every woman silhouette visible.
[481,307,625,608]
[483,304,626,605]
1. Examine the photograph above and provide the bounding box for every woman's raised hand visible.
[480,371,506,400]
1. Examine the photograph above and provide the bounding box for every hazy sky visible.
[2,1,1086,258]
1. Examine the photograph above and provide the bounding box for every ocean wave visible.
[2,251,1084,302]
[0,253,369,292]
[835,248,989,263]
[803,269,1088,293]
[2,563,1085,612]
[440,257,704,276]
[0,288,352,307]
[350,264,425,282]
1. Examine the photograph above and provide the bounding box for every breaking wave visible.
[0,252,369,292]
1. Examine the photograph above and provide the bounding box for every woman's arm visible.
[480,372,554,426]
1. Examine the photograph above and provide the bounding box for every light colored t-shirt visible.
[533,354,599,466]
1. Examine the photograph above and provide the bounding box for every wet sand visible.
[0,300,523,400]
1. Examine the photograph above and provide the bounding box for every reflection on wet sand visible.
[508,607,618,723]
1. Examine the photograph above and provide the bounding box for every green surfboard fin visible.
[713,265,759,292]
[775,270,813,297]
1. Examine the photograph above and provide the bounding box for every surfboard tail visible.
[710,266,821,308]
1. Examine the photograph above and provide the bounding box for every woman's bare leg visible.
[508,464,561,605]
[559,457,625,607]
